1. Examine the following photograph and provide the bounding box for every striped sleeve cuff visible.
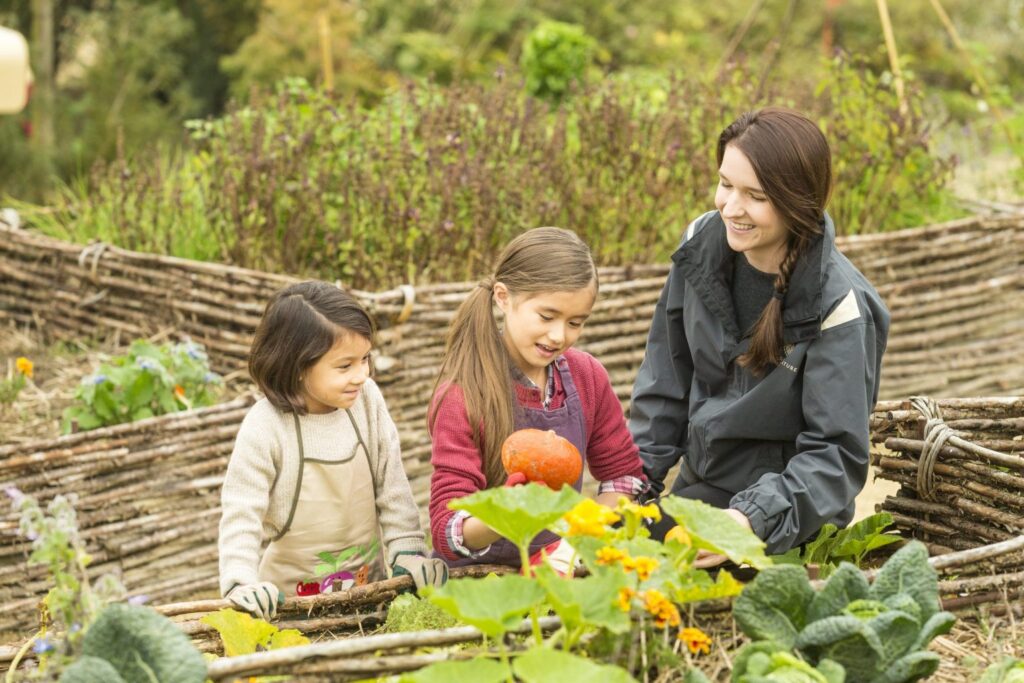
[597,475,648,498]
[446,510,493,559]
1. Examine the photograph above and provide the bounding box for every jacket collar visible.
[671,211,835,345]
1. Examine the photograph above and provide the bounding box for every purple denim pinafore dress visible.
[446,356,587,568]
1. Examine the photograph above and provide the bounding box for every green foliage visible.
[980,658,1024,683]
[777,513,902,578]
[30,57,961,289]
[534,563,631,634]
[11,492,125,642]
[659,496,772,570]
[383,593,459,633]
[71,604,206,683]
[59,655,127,683]
[521,21,595,101]
[200,608,310,656]
[61,339,221,433]
[399,656,511,683]
[513,646,638,682]
[732,642,846,683]
[734,542,955,683]
[449,483,583,567]
[425,573,546,638]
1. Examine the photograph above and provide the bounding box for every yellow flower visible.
[563,499,620,537]
[616,497,662,522]
[15,357,33,379]
[616,587,635,612]
[596,546,627,566]
[630,556,660,581]
[678,627,712,655]
[665,525,692,547]
[642,589,681,628]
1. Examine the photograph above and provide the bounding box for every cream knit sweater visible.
[218,379,427,596]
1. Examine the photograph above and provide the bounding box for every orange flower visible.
[616,587,635,612]
[15,357,33,379]
[630,556,659,581]
[596,546,627,566]
[173,385,186,400]
[678,627,712,655]
[642,589,680,628]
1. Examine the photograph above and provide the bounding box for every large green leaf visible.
[399,657,510,683]
[659,497,771,569]
[795,615,884,681]
[534,564,631,634]
[868,610,921,669]
[449,484,583,551]
[512,646,636,683]
[910,611,955,651]
[872,651,941,683]
[868,542,940,622]
[733,565,815,649]
[200,608,278,656]
[979,658,1024,683]
[425,574,546,638]
[831,513,901,562]
[59,656,128,683]
[672,567,744,605]
[80,604,206,683]
[807,563,870,623]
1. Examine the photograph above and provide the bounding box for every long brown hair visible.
[717,107,833,376]
[429,227,598,487]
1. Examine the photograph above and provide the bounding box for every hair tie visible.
[478,281,493,291]
[772,290,786,301]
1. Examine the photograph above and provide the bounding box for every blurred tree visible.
[222,0,385,100]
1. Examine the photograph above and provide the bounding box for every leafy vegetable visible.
[512,646,637,683]
[399,657,511,683]
[200,608,309,656]
[734,542,954,683]
[731,641,846,683]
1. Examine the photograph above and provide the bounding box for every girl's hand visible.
[504,472,547,488]
[391,552,449,591]
[227,582,283,620]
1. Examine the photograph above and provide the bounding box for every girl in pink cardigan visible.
[428,227,647,567]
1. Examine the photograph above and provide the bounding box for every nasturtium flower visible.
[616,587,635,612]
[678,627,712,655]
[642,589,680,628]
[617,497,662,522]
[15,357,33,378]
[173,385,186,400]
[596,546,627,566]
[626,555,659,581]
[563,499,620,537]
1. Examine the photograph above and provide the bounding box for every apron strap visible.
[273,413,308,542]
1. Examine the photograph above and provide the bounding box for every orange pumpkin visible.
[501,428,582,490]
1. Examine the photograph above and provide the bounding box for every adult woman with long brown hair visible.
[631,108,890,563]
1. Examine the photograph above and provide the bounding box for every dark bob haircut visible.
[248,281,375,414]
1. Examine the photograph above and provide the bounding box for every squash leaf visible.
[425,574,546,638]
[512,646,636,683]
[534,563,631,634]
[200,608,309,656]
[399,657,510,683]
[659,497,771,569]
[449,484,583,551]
[672,567,744,605]
[733,565,815,649]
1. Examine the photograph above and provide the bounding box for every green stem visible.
[6,633,39,683]
[498,637,514,683]
[530,605,543,647]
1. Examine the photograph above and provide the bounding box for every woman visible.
[630,107,890,560]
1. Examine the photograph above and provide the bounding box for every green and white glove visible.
[390,551,449,591]
[226,581,284,620]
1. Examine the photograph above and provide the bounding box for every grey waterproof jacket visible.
[630,210,890,554]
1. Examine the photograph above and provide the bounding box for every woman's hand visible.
[692,509,752,569]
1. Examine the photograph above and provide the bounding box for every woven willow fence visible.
[870,396,1024,585]
[1,214,1023,638]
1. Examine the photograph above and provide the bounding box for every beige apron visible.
[258,411,384,596]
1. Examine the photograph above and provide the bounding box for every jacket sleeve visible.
[365,381,428,564]
[628,264,693,499]
[730,307,887,554]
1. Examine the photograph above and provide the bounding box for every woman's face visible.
[714,144,789,273]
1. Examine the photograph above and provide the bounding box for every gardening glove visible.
[504,472,547,488]
[391,551,449,592]
[227,582,284,621]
